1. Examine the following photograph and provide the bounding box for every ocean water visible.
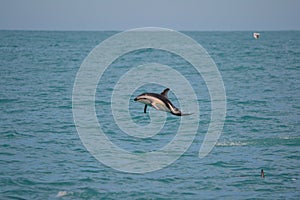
[0,30,299,199]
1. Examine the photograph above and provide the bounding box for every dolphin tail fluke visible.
[171,112,193,116]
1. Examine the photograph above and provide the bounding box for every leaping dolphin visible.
[134,88,192,116]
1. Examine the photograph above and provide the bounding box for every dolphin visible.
[134,88,192,116]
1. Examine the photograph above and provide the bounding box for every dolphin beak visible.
[134,97,138,101]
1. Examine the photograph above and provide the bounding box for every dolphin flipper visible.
[160,88,170,98]
[144,105,147,113]
[151,103,160,110]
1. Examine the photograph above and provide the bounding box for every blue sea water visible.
[0,30,299,199]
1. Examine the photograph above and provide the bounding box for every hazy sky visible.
[0,0,299,31]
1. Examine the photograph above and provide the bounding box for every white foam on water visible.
[216,141,249,147]
[56,191,68,198]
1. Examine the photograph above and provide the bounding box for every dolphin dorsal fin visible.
[161,88,170,98]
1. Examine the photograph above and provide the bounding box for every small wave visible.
[241,115,273,121]
[0,98,19,103]
[1,130,32,139]
[279,136,300,140]
[216,141,249,147]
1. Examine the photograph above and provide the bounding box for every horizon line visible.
[1,28,300,32]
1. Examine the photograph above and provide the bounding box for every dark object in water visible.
[261,169,265,178]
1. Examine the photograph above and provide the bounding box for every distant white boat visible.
[253,32,260,39]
